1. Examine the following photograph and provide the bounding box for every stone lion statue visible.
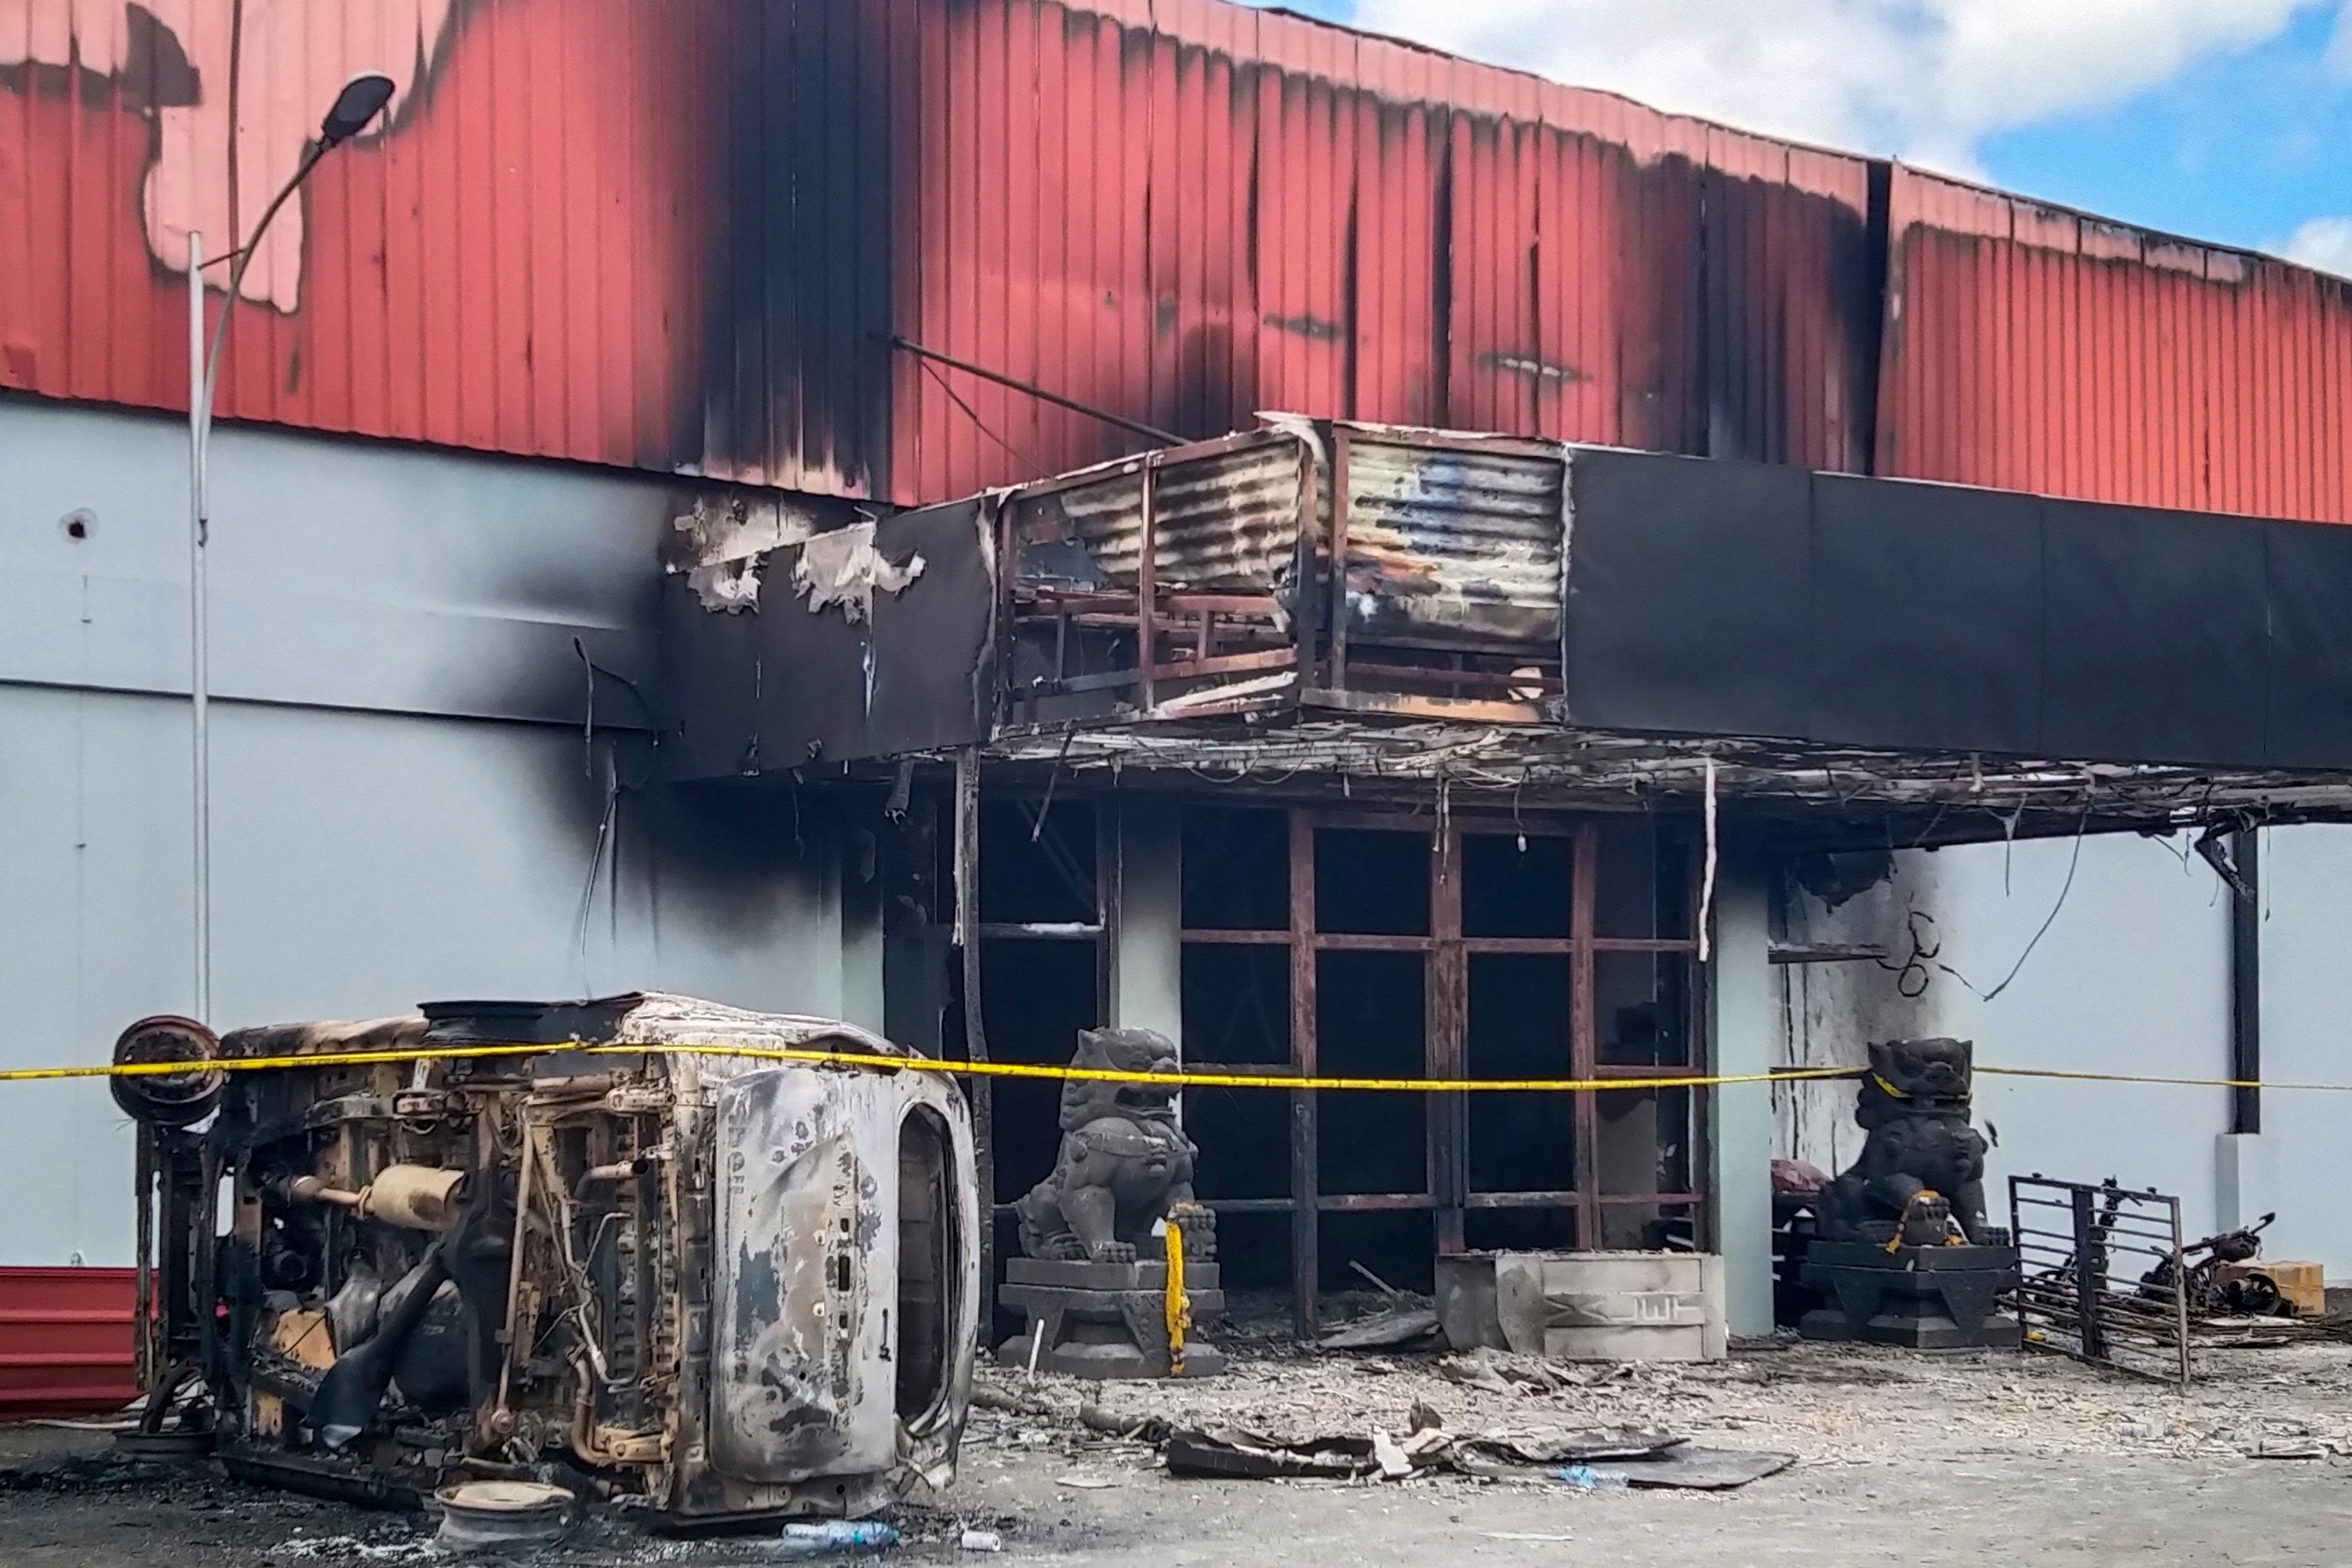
[1816,1037,1990,1245]
[1014,1027,1214,1264]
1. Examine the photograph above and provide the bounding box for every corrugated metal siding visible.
[1,0,1879,506]
[4,2,2344,519]
[0,0,871,494]
[1879,166,2352,524]
[1339,426,1564,644]
[0,1266,138,1417]
[1011,431,1306,591]
[890,0,1881,502]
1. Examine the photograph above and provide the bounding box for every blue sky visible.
[1257,1,2352,274]
[1979,7,2349,259]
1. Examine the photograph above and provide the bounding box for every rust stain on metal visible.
[1011,432,1309,594]
[1334,426,1566,646]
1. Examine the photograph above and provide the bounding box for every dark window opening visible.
[1595,820,1693,940]
[895,1107,956,1420]
[1466,1208,1582,1252]
[1598,1200,1699,1250]
[1181,808,1289,930]
[1466,954,1574,1192]
[980,800,1098,925]
[1184,1086,1290,1201]
[1595,952,1692,1067]
[1461,833,1573,938]
[1210,1212,1292,1293]
[1598,1087,1692,1196]
[1314,829,1431,935]
[1181,945,1290,1065]
[1316,950,1426,1195]
[978,939,1100,1203]
[1319,1211,1434,1297]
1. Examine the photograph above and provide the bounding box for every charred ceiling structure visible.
[663,419,2352,1332]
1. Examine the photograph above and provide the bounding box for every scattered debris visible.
[1162,1420,1785,1492]
[1055,1474,1118,1489]
[958,1529,1004,1552]
[1436,1346,1626,1395]
[1451,1428,1685,1469]
[1408,1399,1445,1434]
[433,1478,573,1552]
[761,1520,903,1556]
[2246,1439,2325,1460]
[1485,1532,1576,1543]
[1317,1308,1443,1352]
[1165,1428,1406,1482]
[1555,1464,1628,1491]
[1587,1449,1797,1490]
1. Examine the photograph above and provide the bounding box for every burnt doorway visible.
[1178,807,1702,1331]
[944,797,1107,1343]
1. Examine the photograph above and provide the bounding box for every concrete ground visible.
[9,1338,2352,1564]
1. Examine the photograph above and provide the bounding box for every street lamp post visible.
[185,71,395,1023]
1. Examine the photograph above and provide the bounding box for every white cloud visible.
[1347,0,2321,174]
[2282,216,2352,276]
[2329,1,2352,79]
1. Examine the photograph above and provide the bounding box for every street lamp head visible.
[319,71,395,148]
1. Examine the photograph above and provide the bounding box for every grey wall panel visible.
[0,399,855,1267]
[0,396,676,721]
[0,685,847,1266]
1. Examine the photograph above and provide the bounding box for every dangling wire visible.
[1697,755,1719,962]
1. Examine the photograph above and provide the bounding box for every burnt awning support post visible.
[1288,810,1320,1339]
[2229,828,2261,1136]
[2215,826,2271,1234]
[954,747,994,1349]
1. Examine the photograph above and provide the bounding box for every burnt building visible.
[660,419,2352,1332]
[4,0,2352,1390]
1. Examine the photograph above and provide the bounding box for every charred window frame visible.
[965,795,1107,1333]
[1178,805,1702,1333]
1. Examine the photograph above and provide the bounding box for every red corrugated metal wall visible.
[0,1267,138,1419]
[890,0,1889,499]
[1,0,2344,519]
[1879,167,2352,523]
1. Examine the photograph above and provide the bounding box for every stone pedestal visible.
[1798,1241,2022,1350]
[997,1258,1227,1379]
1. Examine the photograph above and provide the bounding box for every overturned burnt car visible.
[115,993,978,1527]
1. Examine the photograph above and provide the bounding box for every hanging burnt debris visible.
[121,995,979,1527]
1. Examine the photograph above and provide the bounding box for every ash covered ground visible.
[11,1335,2352,1565]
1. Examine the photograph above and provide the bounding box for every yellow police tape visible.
[7,1041,2349,1095]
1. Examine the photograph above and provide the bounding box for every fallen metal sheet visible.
[1600,1448,1796,1490]
[1164,1428,1379,1480]
[1454,1427,1684,1466]
[1451,1444,1795,1490]
[1315,1308,1442,1351]
[1162,1425,1791,1490]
